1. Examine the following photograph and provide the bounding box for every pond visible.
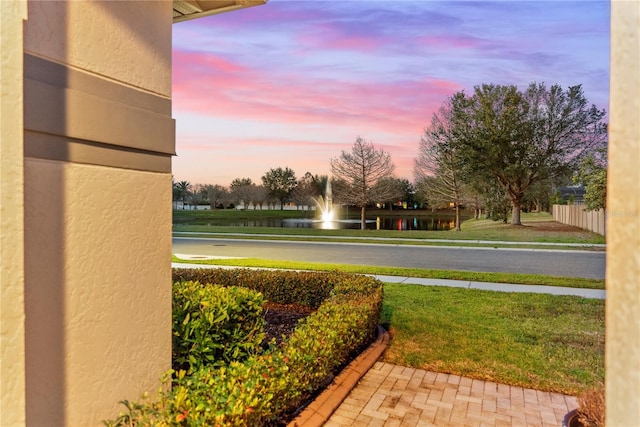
[175,215,462,231]
[281,216,458,230]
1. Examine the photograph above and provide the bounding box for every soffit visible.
[173,0,267,23]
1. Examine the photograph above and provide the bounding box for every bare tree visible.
[414,97,469,230]
[187,184,207,210]
[371,177,405,210]
[291,172,321,210]
[229,178,255,210]
[331,136,396,230]
[249,185,269,210]
[202,184,229,209]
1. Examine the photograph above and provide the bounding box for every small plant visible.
[172,281,265,372]
[577,383,605,427]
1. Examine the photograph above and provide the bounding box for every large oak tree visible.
[451,83,607,225]
[261,167,297,210]
[573,147,607,211]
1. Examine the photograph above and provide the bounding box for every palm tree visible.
[175,180,191,209]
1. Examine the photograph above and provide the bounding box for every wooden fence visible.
[552,204,606,236]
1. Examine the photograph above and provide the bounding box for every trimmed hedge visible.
[105,269,383,427]
[171,269,335,309]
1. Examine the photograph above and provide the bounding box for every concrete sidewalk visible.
[325,362,577,427]
[374,275,605,299]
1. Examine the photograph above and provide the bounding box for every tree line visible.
[175,82,608,231]
[173,152,416,230]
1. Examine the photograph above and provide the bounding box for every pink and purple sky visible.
[172,0,609,187]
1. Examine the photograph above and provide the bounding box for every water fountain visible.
[282,179,374,229]
[281,180,349,229]
[314,180,338,226]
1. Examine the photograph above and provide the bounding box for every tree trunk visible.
[455,204,461,231]
[511,200,522,225]
[360,206,367,230]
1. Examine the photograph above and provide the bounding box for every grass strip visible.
[172,255,605,290]
[381,283,605,395]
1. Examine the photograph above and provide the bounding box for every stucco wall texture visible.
[1,1,28,426]
[25,160,172,425]
[23,0,172,97]
[606,2,640,425]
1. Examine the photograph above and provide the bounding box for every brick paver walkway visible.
[325,362,577,427]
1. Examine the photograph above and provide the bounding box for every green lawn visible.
[381,284,604,395]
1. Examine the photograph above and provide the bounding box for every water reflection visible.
[177,216,459,231]
[375,217,456,231]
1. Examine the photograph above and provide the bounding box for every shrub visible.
[105,269,383,426]
[173,281,265,372]
[577,383,605,427]
[172,268,335,308]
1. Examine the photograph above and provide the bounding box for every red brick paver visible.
[325,362,578,427]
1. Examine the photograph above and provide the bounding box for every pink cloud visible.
[418,34,490,50]
[297,22,385,52]
[173,50,462,140]
[173,50,248,81]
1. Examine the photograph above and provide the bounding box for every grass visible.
[171,255,606,290]
[381,284,605,395]
[173,208,310,221]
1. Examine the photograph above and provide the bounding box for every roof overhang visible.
[173,0,267,23]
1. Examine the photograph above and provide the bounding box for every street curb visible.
[286,325,390,427]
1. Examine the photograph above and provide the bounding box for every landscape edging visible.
[286,325,389,427]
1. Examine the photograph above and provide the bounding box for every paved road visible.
[172,237,606,279]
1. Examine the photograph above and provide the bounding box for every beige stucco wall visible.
[1,1,28,426]
[22,1,174,425]
[607,2,640,425]
[24,160,172,425]
[24,0,171,97]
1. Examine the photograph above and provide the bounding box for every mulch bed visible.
[262,302,315,346]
